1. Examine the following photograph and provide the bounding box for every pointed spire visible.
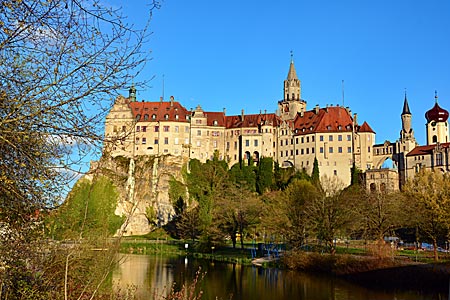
[287,51,297,80]
[435,90,438,103]
[402,90,411,115]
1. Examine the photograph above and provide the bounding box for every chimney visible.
[241,109,245,122]
[223,108,226,115]
[160,96,163,103]
[353,113,358,125]
[314,104,320,114]
[170,95,174,107]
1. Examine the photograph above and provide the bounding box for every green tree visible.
[311,157,320,184]
[255,157,274,194]
[403,170,450,261]
[306,176,357,254]
[282,179,320,249]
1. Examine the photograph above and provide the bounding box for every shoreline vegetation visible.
[119,237,450,293]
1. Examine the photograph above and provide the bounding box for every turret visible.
[425,91,449,144]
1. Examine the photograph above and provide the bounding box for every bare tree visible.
[0,0,159,298]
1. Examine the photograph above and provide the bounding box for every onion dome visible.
[425,92,449,122]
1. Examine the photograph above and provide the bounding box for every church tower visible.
[278,53,306,121]
[425,91,449,145]
[398,92,417,152]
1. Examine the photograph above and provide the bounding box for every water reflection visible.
[113,254,445,300]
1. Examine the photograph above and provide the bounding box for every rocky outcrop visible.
[91,154,188,236]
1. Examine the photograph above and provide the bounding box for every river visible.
[113,254,447,300]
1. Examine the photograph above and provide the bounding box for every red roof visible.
[130,101,190,122]
[204,111,226,127]
[225,113,280,129]
[406,142,450,156]
[293,106,354,134]
[358,121,375,133]
[425,102,449,122]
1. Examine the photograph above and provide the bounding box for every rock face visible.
[92,154,188,236]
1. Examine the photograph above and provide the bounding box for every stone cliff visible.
[91,154,188,236]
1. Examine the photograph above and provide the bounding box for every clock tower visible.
[425,91,449,145]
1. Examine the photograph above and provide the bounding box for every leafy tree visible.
[229,162,257,192]
[350,162,361,186]
[282,179,320,249]
[403,170,450,261]
[255,157,274,194]
[311,157,320,184]
[306,176,357,254]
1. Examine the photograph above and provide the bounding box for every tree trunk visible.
[433,238,439,261]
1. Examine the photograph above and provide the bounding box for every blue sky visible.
[114,0,450,146]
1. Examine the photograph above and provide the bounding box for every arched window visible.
[144,114,149,121]
[152,114,157,120]
[135,114,141,121]
[370,183,376,192]
[433,135,438,143]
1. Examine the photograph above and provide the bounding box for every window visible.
[347,147,352,153]
[136,126,140,132]
[175,126,179,133]
[280,151,283,157]
[141,126,146,132]
[196,119,202,124]
[163,126,170,132]
[212,131,220,136]
[152,114,157,120]
[312,148,315,154]
[301,137,304,143]
[155,126,159,132]
[368,146,371,153]
[306,148,309,154]
[437,153,443,166]
[329,136,333,141]
[280,140,283,146]
[334,170,337,176]
[185,126,189,133]
[312,136,315,142]
[320,135,324,141]
[254,140,258,147]
[226,142,230,150]
[122,126,126,132]
[347,135,351,141]
[306,137,309,143]
[213,140,218,148]
[329,147,333,153]
[154,138,159,144]
[174,138,179,145]
[234,141,238,149]
[185,138,189,144]
[175,114,179,120]
[296,149,299,155]
[338,147,343,153]
[197,130,201,136]
[301,149,304,155]
[338,135,342,141]
[144,114,149,120]
[142,137,147,144]
[196,141,201,147]
[164,137,169,144]
[164,114,169,120]
[245,140,250,147]
[135,137,140,144]
[296,138,299,144]
[320,147,324,153]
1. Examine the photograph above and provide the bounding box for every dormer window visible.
[213,120,218,126]
[327,125,331,130]
[186,115,190,121]
[136,114,141,121]
[175,114,179,120]
[144,114,149,121]
[152,114,157,120]
[338,125,342,130]
[164,114,169,120]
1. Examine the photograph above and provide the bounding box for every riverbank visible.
[119,238,450,293]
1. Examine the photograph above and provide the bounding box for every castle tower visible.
[398,92,417,152]
[278,53,306,121]
[425,91,449,145]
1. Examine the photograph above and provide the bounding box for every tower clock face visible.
[431,121,436,127]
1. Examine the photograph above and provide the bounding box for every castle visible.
[103,58,450,191]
